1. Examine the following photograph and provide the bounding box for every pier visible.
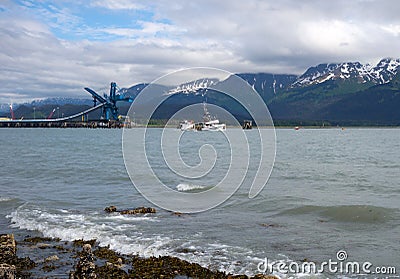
[0,120,130,128]
[0,82,133,129]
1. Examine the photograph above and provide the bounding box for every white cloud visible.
[1,0,400,102]
[101,21,186,39]
[381,24,400,36]
[91,0,144,10]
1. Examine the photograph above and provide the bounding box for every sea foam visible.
[176,183,209,192]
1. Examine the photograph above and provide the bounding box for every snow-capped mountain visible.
[370,58,400,84]
[293,58,400,87]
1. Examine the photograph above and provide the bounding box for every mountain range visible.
[293,58,400,87]
[266,58,400,125]
[4,58,400,125]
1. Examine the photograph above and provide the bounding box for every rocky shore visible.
[0,206,277,278]
[0,233,278,279]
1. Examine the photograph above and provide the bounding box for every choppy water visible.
[0,128,399,278]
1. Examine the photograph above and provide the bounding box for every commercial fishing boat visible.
[178,120,195,131]
[178,102,226,131]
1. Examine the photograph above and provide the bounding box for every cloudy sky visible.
[1,0,400,103]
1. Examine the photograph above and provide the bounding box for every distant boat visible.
[178,120,195,131]
[178,102,226,131]
[197,102,226,131]
[201,119,226,131]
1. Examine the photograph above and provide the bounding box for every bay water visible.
[0,128,399,277]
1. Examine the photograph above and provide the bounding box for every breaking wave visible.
[6,204,274,276]
[7,204,167,257]
[176,183,211,192]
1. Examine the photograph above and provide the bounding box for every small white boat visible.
[178,120,195,131]
[197,102,226,131]
[178,102,226,132]
[201,119,226,131]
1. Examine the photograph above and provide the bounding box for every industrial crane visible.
[0,82,132,124]
[47,108,56,119]
[84,82,133,121]
[9,104,15,120]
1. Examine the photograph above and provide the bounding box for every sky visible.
[1,0,400,103]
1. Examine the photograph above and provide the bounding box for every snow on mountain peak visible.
[293,58,400,87]
[166,78,217,95]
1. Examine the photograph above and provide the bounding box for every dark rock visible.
[53,244,69,251]
[95,263,128,279]
[93,246,124,265]
[129,255,228,278]
[119,207,156,215]
[37,243,51,249]
[0,263,16,279]
[70,244,97,279]
[93,246,128,278]
[104,205,156,215]
[104,206,117,213]
[2,232,280,279]
[0,234,35,278]
[15,257,35,270]
[73,239,96,248]
[42,264,57,272]
[0,234,16,263]
[23,236,60,244]
[45,255,60,262]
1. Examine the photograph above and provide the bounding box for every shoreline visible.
[1,124,400,129]
[0,232,277,279]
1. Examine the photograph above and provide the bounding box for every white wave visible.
[176,183,208,192]
[6,205,315,278]
[0,196,13,202]
[103,214,158,222]
[6,205,170,258]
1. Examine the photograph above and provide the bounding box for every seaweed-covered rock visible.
[129,255,227,278]
[0,234,16,263]
[93,246,128,278]
[104,206,156,215]
[14,257,35,271]
[24,236,60,244]
[2,232,280,279]
[104,206,117,213]
[95,263,128,279]
[70,244,97,279]
[45,255,60,262]
[73,239,97,248]
[119,207,156,214]
[0,234,35,278]
[0,263,16,279]
[93,246,124,265]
